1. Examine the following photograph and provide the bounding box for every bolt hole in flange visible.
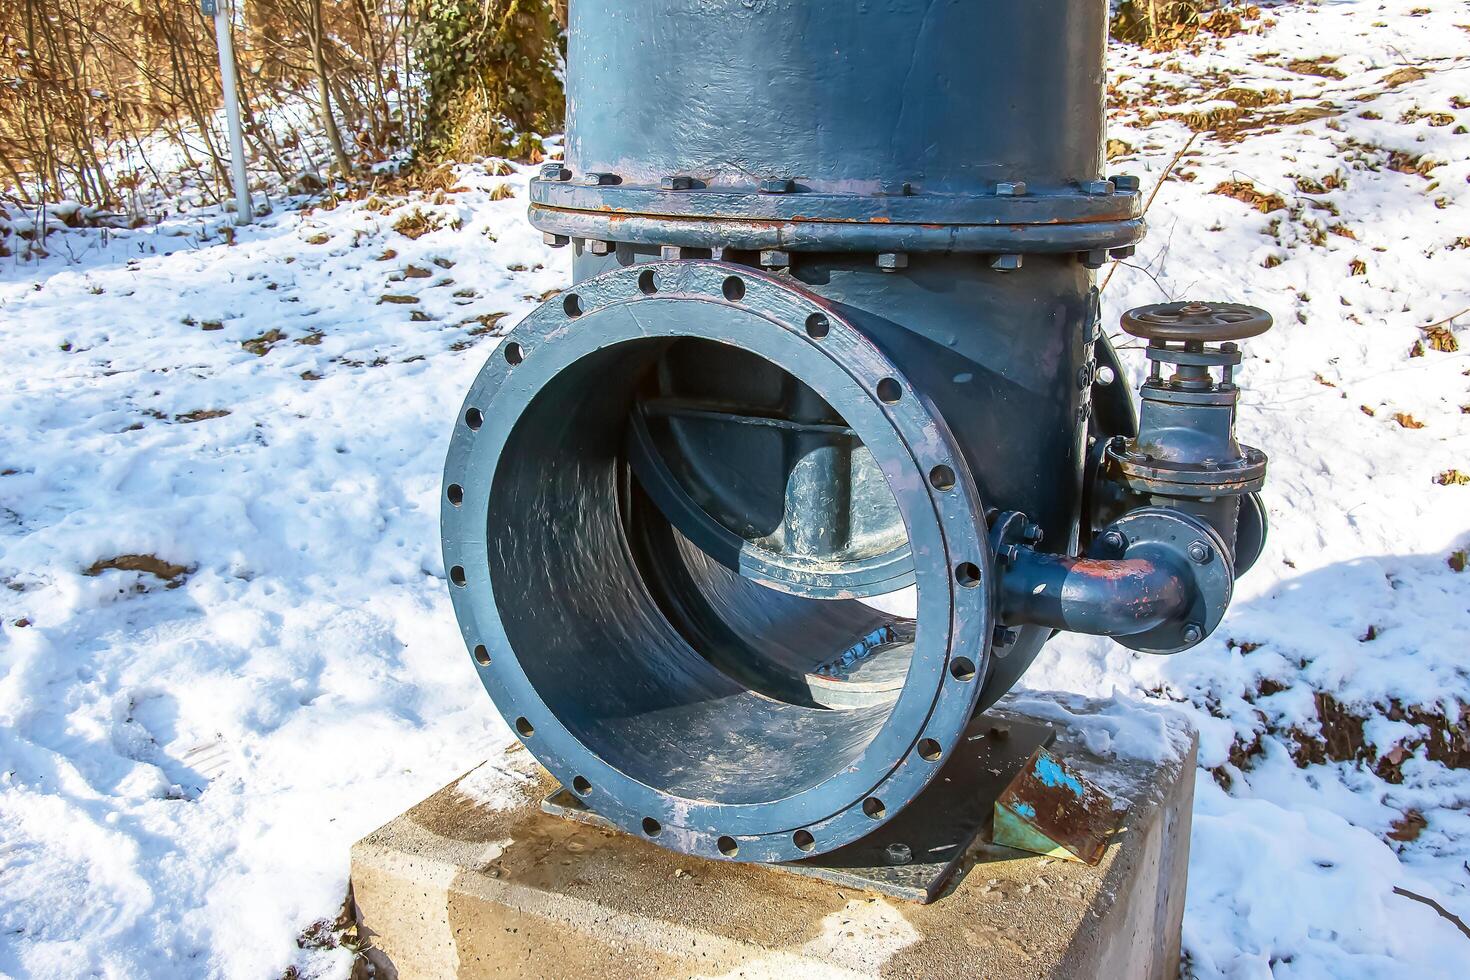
[638,269,658,294]
[573,775,592,795]
[503,341,524,365]
[464,407,483,430]
[722,275,746,301]
[449,565,466,587]
[447,483,464,506]
[442,262,994,860]
[563,293,584,318]
[473,644,490,665]
[717,835,739,857]
[515,716,535,737]
[876,377,902,404]
[955,562,981,587]
[642,817,662,837]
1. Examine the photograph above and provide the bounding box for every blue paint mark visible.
[1033,753,1086,798]
[814,626,896,677]
[1014,801,1037,819]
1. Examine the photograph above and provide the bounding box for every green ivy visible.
[416,0,565,161]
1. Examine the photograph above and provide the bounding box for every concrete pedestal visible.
[351,695,1196,979]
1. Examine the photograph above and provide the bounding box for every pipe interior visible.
[487,338,921,805]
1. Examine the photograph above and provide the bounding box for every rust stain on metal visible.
[993,746,1119,865]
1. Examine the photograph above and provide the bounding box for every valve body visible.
[441,0,1269,863]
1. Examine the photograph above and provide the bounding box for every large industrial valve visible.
[440,0,1273,864]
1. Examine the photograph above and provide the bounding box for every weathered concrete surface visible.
[351,696,1197,979]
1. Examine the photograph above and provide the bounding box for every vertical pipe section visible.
[783,379,851,558]
[211,0,253,225]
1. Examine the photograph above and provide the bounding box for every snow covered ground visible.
[1,1,1468,977]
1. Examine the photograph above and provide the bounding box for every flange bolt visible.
[884,842,913,866]
[1188,541,1213,564]
[1100,530,1126,552]
[1182,624,1204,645]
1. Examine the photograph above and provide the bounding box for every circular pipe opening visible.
[445,271,993,857]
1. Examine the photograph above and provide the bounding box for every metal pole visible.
[207,0,253,225]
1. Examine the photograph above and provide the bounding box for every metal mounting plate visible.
[543,714,1057,904]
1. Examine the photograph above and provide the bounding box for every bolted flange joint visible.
[997,507,1233,654]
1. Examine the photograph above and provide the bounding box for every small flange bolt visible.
[877,252,909,272]
[1081,179,1115,196]
[659,174,694,190]
[759,177,796,194]
[995,181,1028,197]
[542,232,570,248]
[1100,530,1126,552]
[587,239,613,255]
[994,625,1021,647]
[884,842,913,866]
[1182,624,1205,645]
[1081,249,1108,269]
[1022,522,1044,544]
[760,249,791,268]
[661,245,691,261]
[1188,541,1213,564]
[580,171,617,186]
[1110,174,1142,193]
[538,163,571,182]
[1110,245,1137,260]
[991,254,1023,272]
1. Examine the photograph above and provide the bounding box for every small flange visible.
[1121,302,1272,343]
[1088,508,1233,654]
[1104,438,1268,498]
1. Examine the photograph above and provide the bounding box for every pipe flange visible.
[442,260,994,862]
[1104,438,1267,498]
[1088,507,1234,654]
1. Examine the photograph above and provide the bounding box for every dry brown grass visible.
[1210,179,1288,213]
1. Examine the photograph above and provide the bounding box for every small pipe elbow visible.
[999,550,1192,637]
